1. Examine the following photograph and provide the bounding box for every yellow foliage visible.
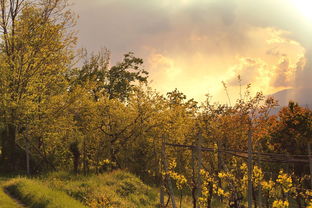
[272,200,289,208]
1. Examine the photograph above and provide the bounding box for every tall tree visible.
[72,49,149,102]
[0,0,76,171]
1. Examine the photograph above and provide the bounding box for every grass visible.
[1,171,225,208]
[0,177,24,208]
[3,177,87,208]
[42,170,159,208]
[40,171,226,208]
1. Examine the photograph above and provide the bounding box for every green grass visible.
[1,171,225,208]
[0,177,24,208]
[42,170,159,208]
[41,171,228,208]
[3,177,87,208]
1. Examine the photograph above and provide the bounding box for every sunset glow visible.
[0,2,312,205]
[290,0,312,20]
[72,0,312,104]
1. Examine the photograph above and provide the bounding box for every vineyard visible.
[0,0,311,208]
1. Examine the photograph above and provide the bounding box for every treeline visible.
[0,1,311,207]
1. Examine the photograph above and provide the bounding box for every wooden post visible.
[257,152,262,208]
[83,137,87,176]
[26,139,30,176]
[247,123,253,208]
[286,153,290,202]
[308,142,312,189]
[162,140,177,208]
[191,147,197,208]
[196,133,203,208]
[160,143,165,208]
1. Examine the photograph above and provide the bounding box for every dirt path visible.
[0,178,25,208]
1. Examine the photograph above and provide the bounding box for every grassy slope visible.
[4,177,87,208]
[41,171,225,208]
[1,171,224,208]
[42,170,159,208]
[0,177,24,208]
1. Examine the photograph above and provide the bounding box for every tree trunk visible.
[1,124,17,172]
[70,141,80,174]
[296,194,302,208]
[162,141,177,208]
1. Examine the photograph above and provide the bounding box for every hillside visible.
[271,88,312,107]
[0,171,160,208]
[41,171,159,208]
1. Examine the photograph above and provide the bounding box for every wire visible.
[165,143,311,164]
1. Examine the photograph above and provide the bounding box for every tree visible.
[0,0,76,171]
[72,49,149,102]
[269,101,312,182]
[67,49,150,174]
[269,102,312,156]
[106,52,148,101]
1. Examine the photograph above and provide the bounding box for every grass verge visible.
[4,177,87,208]
[43,170,159,208]
[0,177,24,208]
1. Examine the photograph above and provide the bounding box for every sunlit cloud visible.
[289,0,312,21]
[70,0,312,103]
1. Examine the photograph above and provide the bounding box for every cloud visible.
[227,57,268,87]
[295,49,311,88]
[70,0,312,102]
[271,56,293,88]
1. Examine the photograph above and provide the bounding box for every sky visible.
[70,0,312,104]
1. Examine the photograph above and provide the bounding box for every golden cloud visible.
[145,27,305,103]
